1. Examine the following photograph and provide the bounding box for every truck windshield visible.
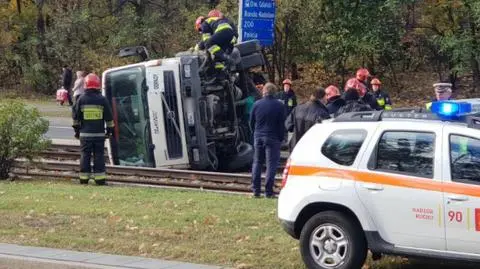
[105,66,155,167]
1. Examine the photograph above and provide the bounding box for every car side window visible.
[450,134,480,185]
[372,131,435,178]
[321,129,367,166]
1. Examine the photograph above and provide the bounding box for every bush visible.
[0,101,51,179]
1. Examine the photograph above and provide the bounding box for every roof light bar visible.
[431,100,472,119]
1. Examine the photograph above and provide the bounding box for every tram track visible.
[14,143,287,194]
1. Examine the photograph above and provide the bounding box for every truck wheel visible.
[299,211,367,269]
[225,142,254,171]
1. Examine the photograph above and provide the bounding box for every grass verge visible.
[0,180,474,269]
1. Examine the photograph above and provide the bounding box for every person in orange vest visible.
[371,78,392,110]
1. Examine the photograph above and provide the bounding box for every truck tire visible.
[225,142,254,172]
[299,211,367,269]
[235,40,262,56]
[239,53,265,70]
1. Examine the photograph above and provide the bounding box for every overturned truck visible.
[102,40,265,171]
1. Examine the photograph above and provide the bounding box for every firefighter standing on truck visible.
[194,11,237,81]
[72,73,114,185]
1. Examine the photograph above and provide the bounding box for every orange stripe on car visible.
[289,165,480,198]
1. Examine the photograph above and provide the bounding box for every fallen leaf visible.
[69,196,74,200]
[143,215,149,220]
[236,263,252,269]
[139,243,145,251]
[0,191,5,195]
[152,243,160,247]
[98,238,105,243]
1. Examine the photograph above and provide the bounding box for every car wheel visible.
[299,211,367,269]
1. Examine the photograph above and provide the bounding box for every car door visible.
[355,122,445,250]
[442,125,480,255]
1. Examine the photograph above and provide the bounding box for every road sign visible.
[238,0,276,46]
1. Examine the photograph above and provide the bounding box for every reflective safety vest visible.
[426,102,432,111]
[376,98,392,110]
[72,89,114,139]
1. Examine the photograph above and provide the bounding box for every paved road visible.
[45,117,73,140]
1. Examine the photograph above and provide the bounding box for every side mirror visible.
[118,46,150,62]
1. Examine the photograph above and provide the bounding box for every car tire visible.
[299,211,367,269]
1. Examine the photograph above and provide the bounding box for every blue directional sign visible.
[238,0,276,46]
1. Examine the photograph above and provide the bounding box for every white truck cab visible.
[279,100,480,269]
[101,41,266,171]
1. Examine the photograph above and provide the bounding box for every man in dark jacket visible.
[249,82,286,198]
[325,85,346,116]
[62,65,73,106]
[285,87,331,151]
[72,73,115,185]
[335,88,373,117]
[279,79,297,115]
[371,78,392,110]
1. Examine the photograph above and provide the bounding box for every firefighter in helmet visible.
[72,73,114,185]
[345,68,380,110]
[371,78,392,110]
[194,10,238,81]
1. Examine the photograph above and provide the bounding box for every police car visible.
[278,99,480,269]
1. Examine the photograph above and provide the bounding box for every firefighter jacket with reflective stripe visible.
[197,17,237,51]
[201,16,235,35]
[372,90,392,110]
[72,89,114,139]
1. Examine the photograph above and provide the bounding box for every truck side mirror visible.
[118,46,150,62]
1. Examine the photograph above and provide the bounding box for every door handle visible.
[447,195,469,202]
[362,183,384,191]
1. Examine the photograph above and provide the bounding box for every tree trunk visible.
[35,0,48,62]
[16,0,21,14]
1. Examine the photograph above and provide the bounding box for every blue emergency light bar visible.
[430,99,480,119]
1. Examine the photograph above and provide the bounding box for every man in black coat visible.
[325,85,346,116]
[285,87,331,151]
[335,88,373,117]
[62,65,73,106]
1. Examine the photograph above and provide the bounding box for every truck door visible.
[145,61,189,167]
[442,125,480,255]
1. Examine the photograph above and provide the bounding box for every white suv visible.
[278,100,480,269]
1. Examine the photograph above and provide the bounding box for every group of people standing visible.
[60,66,87,106]
[248,68,393,198]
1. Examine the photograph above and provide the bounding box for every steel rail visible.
[13,160,283,183]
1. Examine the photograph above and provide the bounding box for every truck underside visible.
[103,40,265,172]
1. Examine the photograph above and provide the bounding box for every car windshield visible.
[105,66,155,167]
